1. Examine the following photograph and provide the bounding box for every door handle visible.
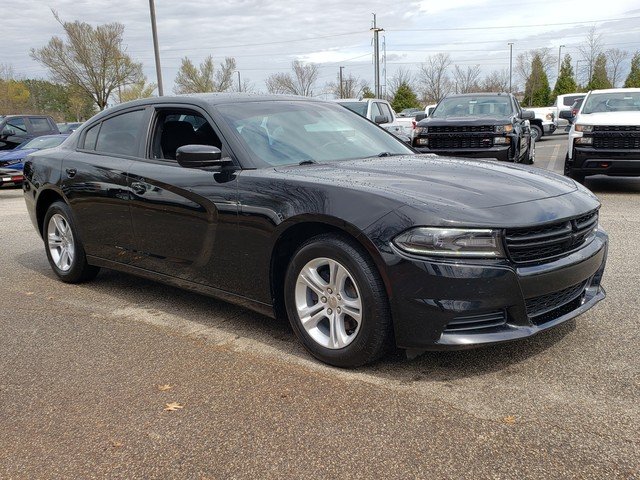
[131,181,147,195]
[65,168,77,178]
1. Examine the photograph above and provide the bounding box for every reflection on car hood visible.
[275,155,577,209]
[419,116,510,126]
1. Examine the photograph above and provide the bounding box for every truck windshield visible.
[337,102,368,117]
[581,92,640,114]
[432,96,513,118]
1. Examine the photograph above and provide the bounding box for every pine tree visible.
[553,55,578,96]
[524,54,551,107]
[391,82,421,112]
[624,51,640,88]
[586,54,612,90]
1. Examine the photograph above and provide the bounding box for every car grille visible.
[429,125,494,133]
[594,125,640,132]
[428,136,493,149]
[592,136,640,149]
[505,210,598,264]
[525,280,588,324]
[444,310,507,332]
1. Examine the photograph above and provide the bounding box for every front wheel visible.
[530,124,543,142]
[43,201,100,283]
[284,234,392,368]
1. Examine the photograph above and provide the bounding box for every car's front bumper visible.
[414,146,510,161]
[571,147,640,177]
[385,230,608,350]
[543,122,557,134]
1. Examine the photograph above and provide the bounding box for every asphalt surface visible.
[1,134,639,479]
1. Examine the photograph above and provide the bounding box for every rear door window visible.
[81,123,100,150]
[29,117,53,133]
[95,110,146,157]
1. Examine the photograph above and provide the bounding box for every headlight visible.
[495,125,513,133]
[414,126,428,135]
[393,227,505,258]
[545,113,554,120]
[575,125,593,133]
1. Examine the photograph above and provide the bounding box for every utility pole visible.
[557,44,565,83]
[371,13,384,98]
[382,35,387,99]
[148,0,164,96]
[237,71,241,92]
[339,66,344,98]
[508,42,514,93]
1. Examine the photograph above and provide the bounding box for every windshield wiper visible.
[376,152,398,157]
[298,160,317,165]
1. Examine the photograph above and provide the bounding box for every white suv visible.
[562,88,640,183]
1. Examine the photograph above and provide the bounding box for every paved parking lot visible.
[1,137,638,478]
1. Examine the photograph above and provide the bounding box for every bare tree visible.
[418,53,452,103]
[30,11,143,110]
[386,67,414,99]
[578,26,604,83]
[325,72,368,98]
[452,65,481,93]
[606,48,629,87]
[174,55,236,94]
[480,69,510,92]
[265,60,319,96]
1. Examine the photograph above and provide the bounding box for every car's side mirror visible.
[414,113,427,122]
[520,110,535,120]
[176,145,231,169]
[558,110,573,120]
[374,115,389,124]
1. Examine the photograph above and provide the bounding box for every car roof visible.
[588,88,640,94]
[444,92,510,98]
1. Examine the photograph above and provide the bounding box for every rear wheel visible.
[530,124,543,142]
[284,233,392,368]
[44,201,100,283]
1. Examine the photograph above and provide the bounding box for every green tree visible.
[624,51,640,88]
[523,54,551,106]
[553,55,578,96]
[361,86,375,98]
[22,79,95,121]
[0,79,30,112]
[586,54,612,90]
[118,77,156,103]
[391,82,421,111]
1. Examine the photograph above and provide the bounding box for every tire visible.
[563,153,585,184]
[522,139,535,165]
[530,124,543,142]
[43,201,100,283]
[284,233,392,368]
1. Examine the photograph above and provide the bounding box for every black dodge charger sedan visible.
[23,94,608,367]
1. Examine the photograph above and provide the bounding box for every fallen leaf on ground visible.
[164,402,184,411]
[503,415,516,424]
[25,292,34,296]
[157,384,173,391]
[111,440,123,448]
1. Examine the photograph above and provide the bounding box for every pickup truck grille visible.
[429,125,494,133]
[505,210,598,264]
[592,136,640,149]
[594,125,640,132]
[428,136,492,149]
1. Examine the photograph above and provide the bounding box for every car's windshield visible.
[337,102,368,117]
[581,91,640,114]
[216,101,413,167]
[20,136,66,150]
[432,96,513,118]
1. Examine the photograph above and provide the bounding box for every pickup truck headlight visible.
[575,125,593,133]
[495,125,513,133]
[414,126,428,135]
[393,227,505,258]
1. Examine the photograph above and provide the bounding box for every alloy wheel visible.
[47,214,75,272]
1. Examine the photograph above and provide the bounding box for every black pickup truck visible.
[0,115,59,151]
[412,93,536,164]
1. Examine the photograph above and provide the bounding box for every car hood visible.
[0,148,35,161]
[275,155,577,210]
[576,111,640,126]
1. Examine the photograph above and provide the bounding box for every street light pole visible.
[339,66,344,99]
[148,0,164,96]
[237,71,241,92]
[508,43,514,93]
[557,44,565,83]
[371,13,384,98]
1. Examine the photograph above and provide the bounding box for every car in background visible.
[0,115,59,151]
[0,167,24,188]
[23,93,607,367]
[57,122,83,134]
[412,92,535,164]
[334,98,406,137]
[397,108,423,117]
[565,98,585,124]
[562,88,640,183]
[0,134,69,171]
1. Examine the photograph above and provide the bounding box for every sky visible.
[3,0,640,96]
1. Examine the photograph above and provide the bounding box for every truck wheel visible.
[530,125,543,142]
[522,141,535,165]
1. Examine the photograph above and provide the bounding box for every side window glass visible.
[152,110,225,161]
[2,118,27,137]
[380,103,393,121]
[95,110,145,157]
[82,123,100,150]
[30,118,52,133]
[370,102,382,119]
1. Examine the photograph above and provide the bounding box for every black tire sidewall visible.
[284,235,391,368]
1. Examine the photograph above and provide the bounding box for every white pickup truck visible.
[334,98,408,137]
[528,93,586,140]
[394,104,438,135]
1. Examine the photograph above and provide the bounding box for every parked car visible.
[23,94,607,367]
[555,93,587,128]
[397,108,423,117]
[0,134,69,171]
[412,92,535,163]
[0,167,23,188]
[57,122,83,134]
[334,98,406,136]
[0,115,59,151]
[526,106,556,141]
[561,88,640,183]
